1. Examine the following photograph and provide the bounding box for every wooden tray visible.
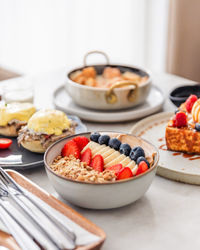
[0,170,106,250]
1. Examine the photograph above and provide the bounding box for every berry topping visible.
[81,148,92,165]
[91,154,104,172]
[90,132,101,142]
[136,156,150,168]
[173,111,187,128]
[117,167,133,180]
[61,140,80,159]
[108,138,121,150]
[129,146,145,161]
[73,136,89,151]
[185,94,198,113]
[136,161,149,176]
[98,135,110,145]
[119,143,131,156]
[195,123,200,131]
[106,164,124,176]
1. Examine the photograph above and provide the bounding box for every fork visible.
[0,187,40,250]
[0,168,76,249]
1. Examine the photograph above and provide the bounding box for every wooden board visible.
[130,112,200,185]
[0,170,106,250]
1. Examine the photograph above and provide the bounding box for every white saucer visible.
[53,85,164,123]
[130,112,200,185]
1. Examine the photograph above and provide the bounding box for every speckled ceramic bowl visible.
[44,132,159,209]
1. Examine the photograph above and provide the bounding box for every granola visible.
[51,155,116,183]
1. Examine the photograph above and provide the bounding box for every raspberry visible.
[174,111,187,128]
[185,95,198,112]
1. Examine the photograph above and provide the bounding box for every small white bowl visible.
[44,132,159,209]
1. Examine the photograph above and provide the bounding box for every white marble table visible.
[3,69,200,250]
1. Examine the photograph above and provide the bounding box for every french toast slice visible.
[165,95,200,154]
[165,125,200,154]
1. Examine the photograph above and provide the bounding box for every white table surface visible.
[3,69,200,250]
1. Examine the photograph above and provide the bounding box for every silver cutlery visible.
[0,185,61,250]
[0,167,76,250]
[0,188,40,250]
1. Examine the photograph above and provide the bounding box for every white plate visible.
[53,85,164,123]
[130,112,200,185]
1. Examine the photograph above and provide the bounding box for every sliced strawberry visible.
[61,140,80,159]
[106,164,124,176]
[136,161,148,176]
[185,94,198,112]
[117,167,133,180]
[90,154,104,172]
[73,136,89,151]
[81,148,92,165]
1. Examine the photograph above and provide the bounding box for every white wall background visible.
[0,0,169,75]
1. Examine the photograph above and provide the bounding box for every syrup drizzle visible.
[159,144,167,151]
[158,139,200,161]
[189,156,200,161]
[172,152,181,156]
[183,153,192,158]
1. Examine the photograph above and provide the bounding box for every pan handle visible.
[105,80,138,104]
[83,51,110,66]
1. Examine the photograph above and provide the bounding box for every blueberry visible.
[195,123,200,131]
[119,143,131,156]
[98,135,110,145]
[136,156,150,168]
[108,138,121,150]
[129,146,145,161]
[90,132,101,142]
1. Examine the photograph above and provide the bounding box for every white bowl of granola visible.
[44,132,159,209]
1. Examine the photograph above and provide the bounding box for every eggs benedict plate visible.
[0,102,36,137]
[17,109,77,153]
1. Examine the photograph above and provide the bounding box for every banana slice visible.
[127,160,136,170]
[131,165,138,175]
[120,157,132,167]
[92,144,105,155]
[104,151,120,165]
[81,141,99,153]
[93,145,108,156]
[105,154,126,168]
[101,147,115,158]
